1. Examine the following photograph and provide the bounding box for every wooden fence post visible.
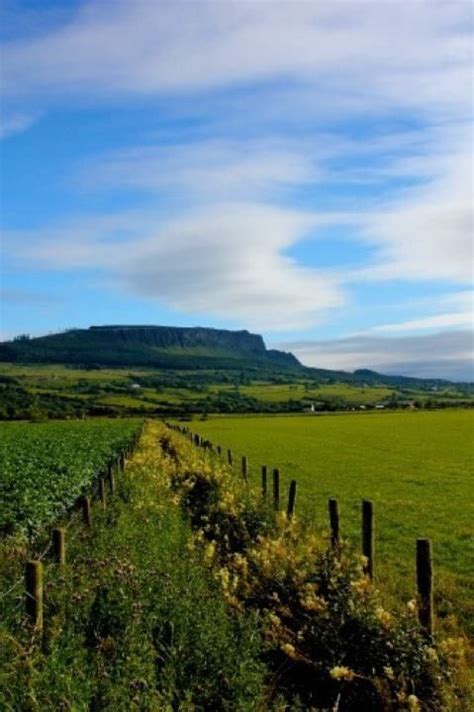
[328,498,339,547]
[362,500,374,579]
[242,456,248,479]
[82,495,91,527]
[52,527,66,565]
[217,445,222,456]
[227,449,233,466]
[99,478,107,510]
[416,538,434,637]
[261,465,267,499]
[25,560,43,630]
[272,468,280,511]
[287,480,297,518]
[108,463,116,494]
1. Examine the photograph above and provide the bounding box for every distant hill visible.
[0,325,301,371]
[1,325,471,390]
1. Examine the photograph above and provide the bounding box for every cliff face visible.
[0,325,300,370]
[88,325,267,355]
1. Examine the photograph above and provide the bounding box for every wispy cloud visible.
[370,290,473,334]
[2,1,471,120]
[80,139,317,202]
[6,205,344,331]
[1,0,472,362]
[278,330,474,382]
[0,111,39,138]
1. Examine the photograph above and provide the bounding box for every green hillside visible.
[0,325,300,371]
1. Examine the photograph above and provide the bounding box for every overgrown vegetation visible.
[0,423,267,710]
[163,424,472,710]
[1,421,471,709]
[195,411,474,637]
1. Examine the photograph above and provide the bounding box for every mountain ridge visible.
[0,324,300,371]
[0,325,471,388]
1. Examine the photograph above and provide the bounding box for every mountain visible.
[0,325,301,371]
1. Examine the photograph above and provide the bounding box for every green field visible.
[194,410,474,632]
[0,419,140,534]
[3,362,472,423]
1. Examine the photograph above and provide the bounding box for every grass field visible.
[208,382,397,403]
[193,410,474,633]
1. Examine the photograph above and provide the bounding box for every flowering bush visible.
[164,426,471,711]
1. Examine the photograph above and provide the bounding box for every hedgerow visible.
[163,425,471,711]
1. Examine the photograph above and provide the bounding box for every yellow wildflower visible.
[330,666,355,681]
[375,606,392,627]
[281,642,296,658]
[351,578,370,594]
[406,599,417,614]
[425,647,438,663]
[204,541,216,564]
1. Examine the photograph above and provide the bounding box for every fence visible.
[4,426,143,633]
[7,421,434,640]
[171,423,435,638]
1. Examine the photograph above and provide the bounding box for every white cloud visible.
[82,139,317,201]
[0,111,39,138]
[1,0,472,339]
[347,139,473,284]
[1,0,471,120]
[7,204,344,331]
[277,330,474,381]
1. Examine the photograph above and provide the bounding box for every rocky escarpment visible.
[0,325,301,370]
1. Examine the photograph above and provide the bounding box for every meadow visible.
[194,410,474,633]
[2,362,472,422]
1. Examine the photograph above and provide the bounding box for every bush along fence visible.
[164,423,473,711]
[172,424,435,637]
[9,426,144,633]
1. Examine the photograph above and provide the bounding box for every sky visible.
[0,0,473,380]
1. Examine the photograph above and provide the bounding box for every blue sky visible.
[0,0,472,379]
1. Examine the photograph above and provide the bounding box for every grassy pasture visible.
[208,382,396,403]
[194,410,474,632]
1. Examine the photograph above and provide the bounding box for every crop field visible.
[194,409,474,632]
[208,382,397,403]
[0,419,140,535]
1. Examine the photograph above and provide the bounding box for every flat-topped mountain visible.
[0,325,301,371]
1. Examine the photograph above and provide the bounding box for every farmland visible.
[1,420,471,710]
[193,409,474,632]
[0,419,141,535]
[2,361,473,421]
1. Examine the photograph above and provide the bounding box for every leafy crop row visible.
[0,419,141,535]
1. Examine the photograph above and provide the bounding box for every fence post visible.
[362,500,374,579]
[261,465,267,499]
[287,480,297,518]
[227,449,233,466]
[108,463,116,494]
[82,495,91,527]
[272,468,280,511]
[217,445,222,456]
[416,538,434,637]
[25,560,43,630]
[328,498,339,547]
[99,478,107,510]
[52,527,66,565]
[241,456,248,479]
